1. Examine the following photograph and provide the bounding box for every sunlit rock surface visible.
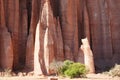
[0,0,120,74]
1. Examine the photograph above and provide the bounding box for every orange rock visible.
[60,0,79,61]
[1,30,13,70]
[55,18,64,61]
[26,33,34,71]
[44,28,55,74]
[0,0,13,70]
[1,0,120,74]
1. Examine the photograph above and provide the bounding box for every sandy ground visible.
[0,74,120,80]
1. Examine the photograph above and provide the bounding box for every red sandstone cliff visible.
[0,0,120,75]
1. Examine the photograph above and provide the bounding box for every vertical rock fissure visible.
[27,0,32,35]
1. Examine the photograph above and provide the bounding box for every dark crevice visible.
[50,0,60,17]
[27,0,32,35]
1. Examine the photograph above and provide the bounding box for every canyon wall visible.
[0,0,120,74]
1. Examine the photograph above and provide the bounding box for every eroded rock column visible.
[60,0,79,61]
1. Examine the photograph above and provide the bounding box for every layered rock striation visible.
[0,0,120,74]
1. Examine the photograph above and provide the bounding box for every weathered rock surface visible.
[0,30,13,70]
[81,38,95,73]
[60,0,79,61]
[1,0,120,75]
[44,28,55,74]
[0,0,13,70]
[34,21,43,75]
[26,33,34,71]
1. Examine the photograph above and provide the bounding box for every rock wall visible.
[0,0,120,74]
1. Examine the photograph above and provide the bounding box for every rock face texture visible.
[80,38,95,73]
[1,0,120,74]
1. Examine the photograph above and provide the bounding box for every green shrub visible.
[108,64,120,77]
[64,60,74,66]
[59,60,73,75]
[60,60,87,78]
[50,60,87,78]
[64,63,87,78]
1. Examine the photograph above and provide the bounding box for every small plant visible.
[108,64,120,77]
[59,60,73,75]
[60,60,87,78]
[64,60,74,66]
[64,63,87,78]
[4,68,12,77]
[49,60,63,76]
[50,60,87,78]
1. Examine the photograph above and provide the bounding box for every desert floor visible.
[0,74,120,80]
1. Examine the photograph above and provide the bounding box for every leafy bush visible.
[50,60,87,78]
[108,64,120,77]
[64,63,87,78]
[59,60,73,75]
[64,60,74,66]
[60,60,87,78]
